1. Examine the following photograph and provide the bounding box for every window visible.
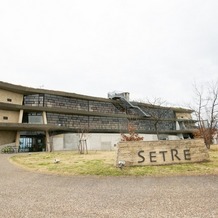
[7,98,12,102]
[3,116,8,120]
[28,112,43,124]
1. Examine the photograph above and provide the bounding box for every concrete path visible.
[0,154,217,218]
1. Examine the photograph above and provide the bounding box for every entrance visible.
[19,134,46,152]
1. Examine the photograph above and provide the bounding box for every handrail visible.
[118,97,151,117]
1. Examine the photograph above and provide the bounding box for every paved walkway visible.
[0,154,217,218]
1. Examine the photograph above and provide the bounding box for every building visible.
[0,81,196,152]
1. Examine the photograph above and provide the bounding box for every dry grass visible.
[10,148,218,177]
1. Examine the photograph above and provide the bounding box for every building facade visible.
[0,81,196,152]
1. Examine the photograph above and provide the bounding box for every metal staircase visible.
[108,91,150,117]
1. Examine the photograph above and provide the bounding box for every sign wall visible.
[116,139,209,166]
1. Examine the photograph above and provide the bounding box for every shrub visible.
[1,146,14,153]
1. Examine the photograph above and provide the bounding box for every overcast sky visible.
[0,0,218,106]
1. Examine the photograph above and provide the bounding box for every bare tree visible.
[141,98,171,140]
[77,128,89,154]
[191,81,218,148]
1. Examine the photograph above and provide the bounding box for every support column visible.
[15,109,24,149]
[18,109,23,123]
[45,131,51,152]
[15,132,20,147]
[176,121,184,139]
[42,111,47,124]
[43,112,50,152]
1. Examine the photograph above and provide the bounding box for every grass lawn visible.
[10,147,218,177]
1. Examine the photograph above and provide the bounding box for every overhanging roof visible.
[0,123,197,135]
[0,81,194,113]
[0,81,109,102]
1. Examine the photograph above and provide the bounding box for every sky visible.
[0,0,218,107]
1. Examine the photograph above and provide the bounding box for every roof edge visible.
[0,81,110,102]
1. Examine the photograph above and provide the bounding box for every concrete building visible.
[0,81,196,152]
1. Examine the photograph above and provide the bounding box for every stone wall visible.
[24,94,179,132]
[24,94,126,114]
[130,119,175,131]
[46,113,175,132]
[89,101,124,114]
[138,104,175,119]
[44,94,89,110]
[23,94,44,107]
[116,139,209,166]
[47,113,88,128]
[46,112,128,130]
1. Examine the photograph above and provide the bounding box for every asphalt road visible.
[0,154,217,218]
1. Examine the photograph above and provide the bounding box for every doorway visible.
[19,134,46,152]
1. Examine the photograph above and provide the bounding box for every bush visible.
[1,146,15,154]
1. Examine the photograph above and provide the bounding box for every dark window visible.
[7,98,12,102]
[3,116,8,120]
[22,113,28,123]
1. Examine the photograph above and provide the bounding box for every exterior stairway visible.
[108,91,150,117]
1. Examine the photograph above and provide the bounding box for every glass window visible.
[28,112,43,124]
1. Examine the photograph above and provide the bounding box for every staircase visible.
[108,91,150,117]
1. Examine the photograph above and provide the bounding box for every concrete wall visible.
[51,133,180,151]
[64,134,79,150]
[52,133,122,151]
[0,131,16,146]
[0,110,20,123]
[175,112,192,120]
[116,139,209,166]
[0,89,23,105]
[52,134,64,151]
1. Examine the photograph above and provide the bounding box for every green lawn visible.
[10,148,218,176]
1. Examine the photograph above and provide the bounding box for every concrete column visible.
[177,134,184,140]
[43,112,49,151]
[42,111,47,124]
[45,131,51,152]
[15,131,20,147]
[18,109,23,123]
[180,121,186,129]
[176,121,180,130]
[15,109,23,149]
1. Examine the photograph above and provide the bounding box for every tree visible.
[121,123,144,141]
[77,128,89,154]
[142,98,171,140]
[191,81,218,148]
